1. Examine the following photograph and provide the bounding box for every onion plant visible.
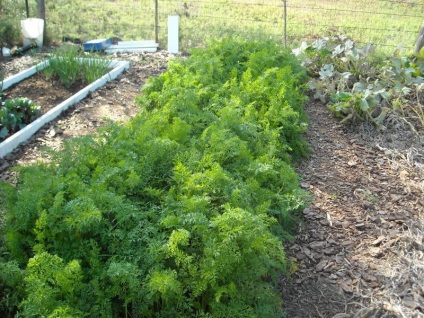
[38,46,110,88]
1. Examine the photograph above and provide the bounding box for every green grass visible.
[2,0,423,53]
[41,0,424,50]
[285,0,423,50]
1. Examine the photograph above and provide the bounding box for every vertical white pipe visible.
[168,15,179,54]
[283,0,287,48]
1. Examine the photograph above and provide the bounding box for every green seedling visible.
[0,97,40,140]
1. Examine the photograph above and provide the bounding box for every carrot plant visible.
[0,39,309,318]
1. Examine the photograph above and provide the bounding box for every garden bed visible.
[0,58,129,158]
[3,73,86,116]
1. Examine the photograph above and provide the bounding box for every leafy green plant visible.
[0,260,23,317]
[0,39,309,318]
[0,97,41,141]
[293,35,424,129]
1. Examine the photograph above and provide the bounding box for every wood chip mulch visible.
[281,99,424,318]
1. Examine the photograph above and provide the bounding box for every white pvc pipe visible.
[168,15,179,54]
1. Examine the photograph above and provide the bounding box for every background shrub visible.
[0,0,28,46]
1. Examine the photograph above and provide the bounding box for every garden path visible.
[282,98,423,318]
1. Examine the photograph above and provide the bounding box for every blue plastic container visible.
[83,38,111,51]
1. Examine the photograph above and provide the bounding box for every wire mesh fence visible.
[284,0,424,50]
[9,0,424,52]
[44,0,157,43]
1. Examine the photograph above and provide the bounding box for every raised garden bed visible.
[0,58,129,158]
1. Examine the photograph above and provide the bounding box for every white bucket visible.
[21,18,44,48]
[2,47,11,57]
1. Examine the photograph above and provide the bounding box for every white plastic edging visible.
[106,48,158,54]
[0,60,129,159]
[105,42,158,54]
[2,60,50,90]
[117,40,157,46]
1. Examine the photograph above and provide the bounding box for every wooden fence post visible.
[415,21,424,54]
[283,0,287,48]
[155,0,159,43]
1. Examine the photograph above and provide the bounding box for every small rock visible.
[48,129,56,137]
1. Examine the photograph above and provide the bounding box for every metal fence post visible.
[25,0,29,18]
[155,0,159,43]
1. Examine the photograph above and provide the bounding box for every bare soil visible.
[3,73,86,116]
[1,52,423,318]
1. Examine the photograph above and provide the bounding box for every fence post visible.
[36,0,46,45]
[155,0,159,43]
[25,0,29,18]
[415,21,424,54]
[283,0,287,48]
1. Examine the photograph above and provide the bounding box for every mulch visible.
[282,99,424,318]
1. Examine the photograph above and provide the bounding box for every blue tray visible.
[83,38,111,51]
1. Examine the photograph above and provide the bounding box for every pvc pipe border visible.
[0,59,130,159]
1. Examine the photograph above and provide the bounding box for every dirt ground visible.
[1,52,423,318]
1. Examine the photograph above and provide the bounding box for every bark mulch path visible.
[281,100,424,318]
[1,52,424,318]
